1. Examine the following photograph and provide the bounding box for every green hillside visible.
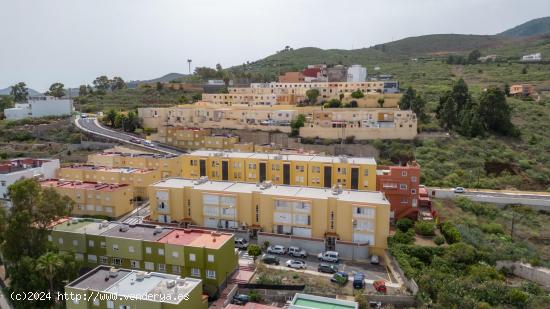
[499,16,550,37]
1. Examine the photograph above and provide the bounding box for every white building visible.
[521,53,542,62]
[4,96,73,120]
[347,64,367,82]
[0,158,60,208]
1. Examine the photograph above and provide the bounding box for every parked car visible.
[453,187,465,193]
[330,272,349,285]
[261,254,280,265]
[129,138,141,144]
[353,272,365,289]
[317,263,338,274]
[232,294,249,305]
[370,255,380,265]
[288,246,307,258]
[286,259,306,269]
[142,140,155,146]
[373,280,387,294]
[234,238,249,250]
[317,251,339,263]
[267,245,287,255]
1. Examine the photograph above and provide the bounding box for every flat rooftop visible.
[68,266,201,304]
[94,152,179,159]
[290,293,357,309]
[0,158,54,174]
[40,179,130,191]
[52,218,120,235]
[152,178,389,205]
[61,165,154,174]
[101,224,173,242]
[157,229,233,250]
[186,151,376,165]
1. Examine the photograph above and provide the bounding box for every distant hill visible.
[0,87,42,96]
[499,16,550,37]
[127,73,189,88]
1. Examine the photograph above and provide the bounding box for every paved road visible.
[430,187,550,211]
[75,116,184,155]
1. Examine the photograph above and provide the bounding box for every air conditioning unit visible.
[135,271,146,281]
[109,268,119,277]
[194,176,208,185]
[167,280,176,289]
[153,226,163,235]
[339,155,348,163]
[331,184,343,195]
[259,181,273,190]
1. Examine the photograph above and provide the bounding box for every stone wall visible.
[496,261,550,289]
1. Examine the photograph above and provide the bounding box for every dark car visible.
[261,254,280,265]
[317,263,338,274]
[353,272,365,289]
[330,272,349,285]
[232,294,249,305]
[129,138,141,144]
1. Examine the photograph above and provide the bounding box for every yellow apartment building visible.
[87,152,182,179]
[40,179,134,218]
[232,142,255,152]
[57,165,161,199]
[151,126,241,150]
[148,178,390,255]
[180,151,377,191]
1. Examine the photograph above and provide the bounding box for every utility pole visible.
[511,208,516,241]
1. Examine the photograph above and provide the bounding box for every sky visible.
[1,0,549,91]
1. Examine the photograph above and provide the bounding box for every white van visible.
[317,251,339,263]
[234,238,249,249]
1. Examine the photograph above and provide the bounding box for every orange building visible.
[376,162,423,220]
[278,71,305,83]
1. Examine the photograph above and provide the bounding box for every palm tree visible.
[36,252,64,294]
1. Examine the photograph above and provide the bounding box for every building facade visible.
[40,180,134,218]
[148,178,390,255]
[49,218,238,290]
[87,152,182,179]
[57,165,161,199]
[347,64,367,82]
[181,151,377,191]
[65,265,207,309]
[4,96,73,120]
[0,158,59,207]
[376,162,421,220]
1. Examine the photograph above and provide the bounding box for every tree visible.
[156,82,164,92]
[305,89,320,104]
[399,86,426,120]
[178,95,189,104]
[324,99,341,108]
[351,89,364,99]
[0,96,14,119]
[438,95,458,130]
[93,75,110,92]
[290,114,306,137]
[46,82,65,98]
[458,104,486,137]
[105,109,117,127]
[247,244,262,262]
[377,97,385,108]
[36,252,64,294]
[396,218,414,232]
[78,85,88,96]
[111,76,126,91]
[10,82,29,103]
[467,49,481,64]
[124,111,140,132]
[478,87,517,136]
[216,63,223,72]
[192,93,202,102]
[114,112,127,129]
[503,83,510,97]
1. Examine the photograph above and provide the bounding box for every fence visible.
[384,250,418,295]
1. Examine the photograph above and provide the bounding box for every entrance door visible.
[323,166,332,188]
[222,161,229,181]
[325,236,336,251]
[351,168,359,190]
[199,160,206,177]
[283,164,291,185]
[259,162,267,182]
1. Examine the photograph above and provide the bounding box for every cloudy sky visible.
[1,0,548,91]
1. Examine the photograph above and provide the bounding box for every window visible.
[145,247,152,254]
[112,244,119,251]
[128,246,135,253]
[144,262,154,270]
[364,169,369,176]
[72,239,78,246]
[88,240,94,247]
[107,300,114,309]
[402,171,408,176]
[75,253,84,261]
[130,260,140,268]
[206,270,216,279]
[88,255,97,263]
[172,265,181,274]
[330,211,335,230]
[172,251,179,258]
[119,305,131,309]
[158,248,164,256]
[411,189,417,194]
[58,238,63,244]
[47,235,52,242]
[399,184,408,190]
[255,205,259,222]
[112,258,122,266]
[207,254,214,262]
[93,298,100,306]
[191,268,200,277]
[411,176,417,183]
[99,256,108,264]
[157,264,166,272]
[100,241,106,248]
[189,253,196,261]
[354,207,375,218]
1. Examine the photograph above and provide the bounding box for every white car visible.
[288,246,308,258]
[317,251,340,263]
[267,245,287,255]
[453,187,465,193]
[286,259,306,269]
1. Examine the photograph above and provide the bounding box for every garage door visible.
[292,227,312,237]
[352,233,375,245]
[204,218,219,228]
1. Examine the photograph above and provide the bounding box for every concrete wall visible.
[428,189,550,211]
[300,126,417,140]
[258,232,325,255]
[496,261,550,289]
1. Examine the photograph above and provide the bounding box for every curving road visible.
[75,116,184,155]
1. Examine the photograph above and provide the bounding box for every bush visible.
[434,235,445,246]
[389,229,415,245]
[441,221,462,244]
[480,222,504,234]
[396,218,414,232]
[415,221,436,236]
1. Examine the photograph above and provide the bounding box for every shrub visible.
[389,229,415,245]
[434,235,445,246]
[445,242,478,265]
[396,218,414,232]
[480,222,504,234]
[415,221,436,236]
[441,221,462,244]
[351,89,364,99]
